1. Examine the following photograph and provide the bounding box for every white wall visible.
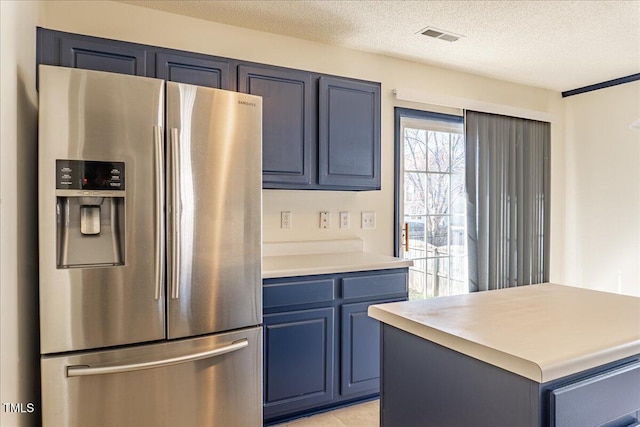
[562,81,640,296]
[37,0,564,257]
[0,2,41,426]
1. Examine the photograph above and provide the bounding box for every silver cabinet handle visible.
[153,125,164,300]
[66,339,248,377]
[169,128,181,300]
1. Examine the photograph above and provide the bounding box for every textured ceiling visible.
[119,0,640,92]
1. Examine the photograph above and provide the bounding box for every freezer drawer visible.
[41,327,262,427]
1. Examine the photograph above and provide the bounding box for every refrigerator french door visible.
[38,65,262,427]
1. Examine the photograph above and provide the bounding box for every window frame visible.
[393,107,464,257]
[394,107,469,298]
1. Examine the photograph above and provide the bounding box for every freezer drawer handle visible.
[65,339,248,377]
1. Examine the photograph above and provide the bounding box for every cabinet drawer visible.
[263,279,335,308]
[550,361,640,427]
[342,271,407,300]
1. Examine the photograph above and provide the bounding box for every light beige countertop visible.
[262,239,413,279]
[368,283,640,383]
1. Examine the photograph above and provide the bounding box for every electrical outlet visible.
[320,211,330,229]
[361,211,376,229]
[281,211,292,229]
[340,211,350,229]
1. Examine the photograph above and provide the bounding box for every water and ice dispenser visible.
[56,160,126,268]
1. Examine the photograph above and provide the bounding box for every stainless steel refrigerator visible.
[38,65,263,426]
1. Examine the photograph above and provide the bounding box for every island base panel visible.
[379,324,640,427]
[380,324,541,427]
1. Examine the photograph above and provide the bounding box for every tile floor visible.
[273,400,379,427]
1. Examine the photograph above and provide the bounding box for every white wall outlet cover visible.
[320,211,330,229]
[340,211,350,229]
[281,211,292,229]
[362,211,376,229]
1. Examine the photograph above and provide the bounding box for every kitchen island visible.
[368,283,640,427]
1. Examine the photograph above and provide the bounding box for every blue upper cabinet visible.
[156,52,231,89]
[238,64,313,187]
[37,28,149,76]
[319,77,381,190]
[37,28,382,191]
[37,28,232,89]
[238,66,381,191]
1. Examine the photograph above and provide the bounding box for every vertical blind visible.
[465,110,550,292]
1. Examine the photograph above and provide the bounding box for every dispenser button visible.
[111,169,120,175]
[62,174,71,179]
[60,181,72,186]
[111,175,120,181]
[61,167,72,173]
[109,182,121,188]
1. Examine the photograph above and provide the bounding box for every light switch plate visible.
[340,211,350,229]
[281,211,292,229]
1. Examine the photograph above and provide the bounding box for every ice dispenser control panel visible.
[56,160,125,191]
[55,159,126,268]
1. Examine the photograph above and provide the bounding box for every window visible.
[396,109,467,299]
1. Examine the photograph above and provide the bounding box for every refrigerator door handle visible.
[65,339,249,377]
[169,127,181,300]
[153,125,164,300]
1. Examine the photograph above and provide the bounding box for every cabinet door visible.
[238,65,313,187]
[156,52,231,89]
[318,76,381,189]
[263,307,335,420]
[38,29,149,76]
[341,299,402,398]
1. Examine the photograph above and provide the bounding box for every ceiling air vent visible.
[419,26,464,42]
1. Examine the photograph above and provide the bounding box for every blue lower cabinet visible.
[263,307,335,420]
[549,361,640,427]
[263,269,409,423]
[341,299,403,398]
